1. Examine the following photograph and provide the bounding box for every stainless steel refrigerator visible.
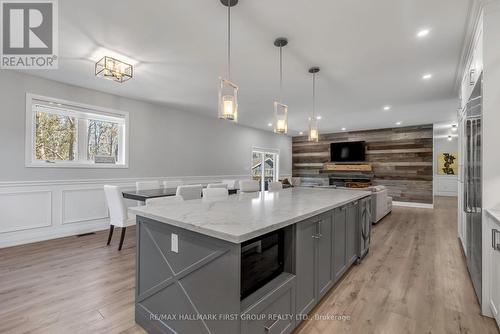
[463,74,482,303]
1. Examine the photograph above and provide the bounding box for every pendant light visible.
[273,38,288,134]
[218,0,239,122]
[308,67,320,142]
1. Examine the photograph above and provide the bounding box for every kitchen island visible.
[129,187,371,334]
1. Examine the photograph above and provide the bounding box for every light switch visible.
[171,233,179,253]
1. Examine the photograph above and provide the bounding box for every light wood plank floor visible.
[0,197,497,334]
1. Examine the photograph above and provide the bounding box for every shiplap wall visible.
[292,125,434,204]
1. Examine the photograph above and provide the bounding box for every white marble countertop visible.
[486,208,500,225]
[129,187,371,243]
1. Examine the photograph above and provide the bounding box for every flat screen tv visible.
[331,141,366,162]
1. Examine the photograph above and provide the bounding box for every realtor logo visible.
[0,0,58,69]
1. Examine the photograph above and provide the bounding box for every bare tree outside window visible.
[87,120,119,161]
[35,112,76,161]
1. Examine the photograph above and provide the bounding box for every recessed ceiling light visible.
[316,116,322,120]
[417,29,430,38]
[299,131,304,135]
[267,123,273,127]
[447,135,453,141]
[451,124,457,131]
[395,121,402,126]
[383,105,391,111]
[422,73,433,80]
[341,127,347,131]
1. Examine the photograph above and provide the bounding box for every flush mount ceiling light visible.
[95,56,133,83]
[395,121,402,126]
[341,127,347,131]
[308,67,320,142]
[267,122,273,127]
[422,73,433,80]
[218,0,239,122]
[383,105,391,111]
[417,29,430,38]
[273,37,289,134]
[299,131,304,135]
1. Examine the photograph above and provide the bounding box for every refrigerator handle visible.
[473,119,479,213]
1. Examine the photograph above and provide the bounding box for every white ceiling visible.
[26,0,471,135]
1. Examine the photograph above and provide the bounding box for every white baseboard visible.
[392,201,434,209]
[0,174,291,248]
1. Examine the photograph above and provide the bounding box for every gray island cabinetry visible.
[129,188,371,334]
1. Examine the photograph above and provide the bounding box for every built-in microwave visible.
[240,229,284,299]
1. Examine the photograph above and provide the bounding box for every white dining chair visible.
[136,180,161,190]
[268,181,283,191]
[207,183,228,189]
[176,184,202,200]
[146,195,184,206]
[104,185,135,251]
[202,188,229,200]
[222,179,238,190]
[239,180,260,193]
[163,180,183,189]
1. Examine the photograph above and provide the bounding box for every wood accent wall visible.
[292,125,433,204]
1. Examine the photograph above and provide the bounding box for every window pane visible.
[35,112,77,161]
[87,119,119,162]
[264,153,275,183]
[252,152,263,182]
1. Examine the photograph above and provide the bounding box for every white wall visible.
[433,130,458,197]
[0,71,292,247]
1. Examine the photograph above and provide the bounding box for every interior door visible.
[252,150,278,190]
[490,228,500,328]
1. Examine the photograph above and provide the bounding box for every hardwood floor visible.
[0,197,497,334]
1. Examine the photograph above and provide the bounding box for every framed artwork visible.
[438,152,458,175]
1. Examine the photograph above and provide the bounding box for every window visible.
[252,148,279,190]
[26,94,129,168]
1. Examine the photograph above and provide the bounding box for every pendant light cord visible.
[312,73,316,119]
[227,3,231,80]
[279,46,283,102]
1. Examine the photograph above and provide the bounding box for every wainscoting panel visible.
[0,174,291,248]
[0,191,52,233]
[62,188,109,225]
[292,125,433,204]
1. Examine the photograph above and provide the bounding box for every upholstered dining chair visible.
[207,183,228,189]
[176,184,203,200]
[136,180,161,190]
[239,180,260,193]
[268,181,283,191]
[103,185,135,251]
[202,188,229,200]
[222,179,238,190]
[146,195,184,206]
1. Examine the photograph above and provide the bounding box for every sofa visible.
[365,185,392,223]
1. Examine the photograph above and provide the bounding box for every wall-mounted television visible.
[331,141,366,162]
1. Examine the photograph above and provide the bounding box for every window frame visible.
[25,93,130,169]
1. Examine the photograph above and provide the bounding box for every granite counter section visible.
[129,187,370,243]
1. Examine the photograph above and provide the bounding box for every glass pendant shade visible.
[95,56,133,83]
[308,118,319,142]
[274,101,288,134]
[218,78,238,122]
